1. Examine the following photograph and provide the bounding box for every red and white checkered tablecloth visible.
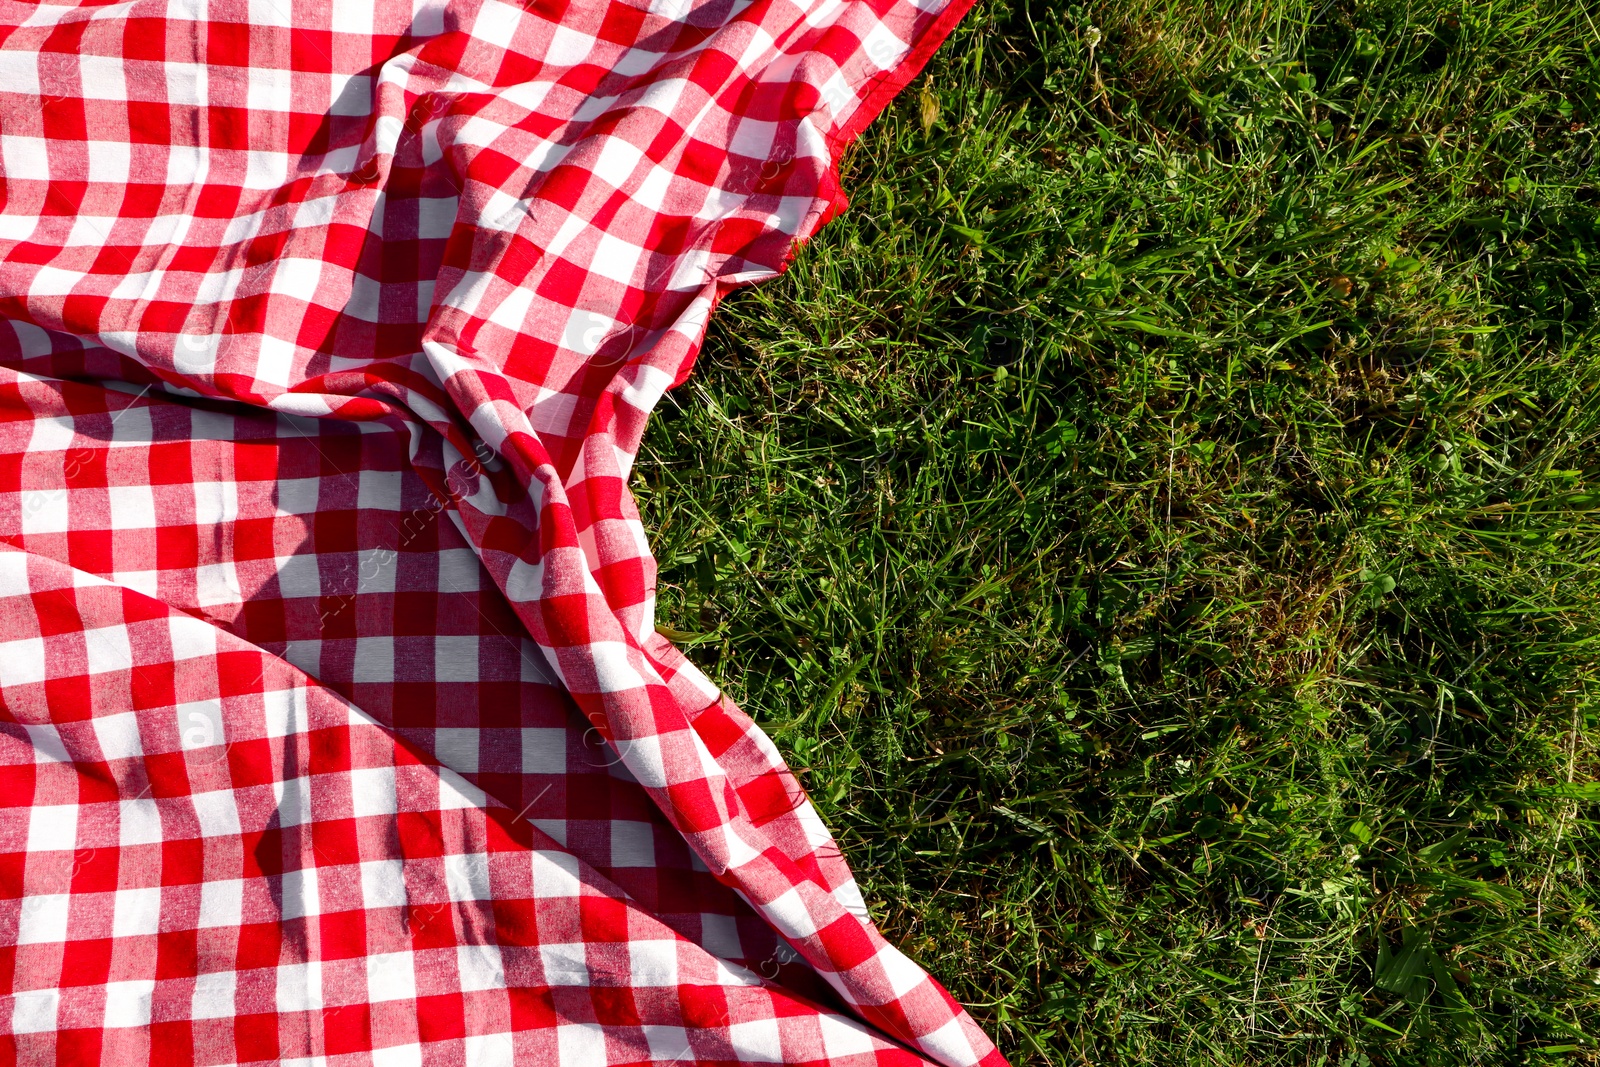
[0,0,1007,1064]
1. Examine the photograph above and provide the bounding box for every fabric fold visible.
[0,0,1002,1063]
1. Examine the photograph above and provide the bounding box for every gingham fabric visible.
[0,0,1006,1064]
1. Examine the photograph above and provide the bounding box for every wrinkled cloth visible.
[0,0,1004,1064]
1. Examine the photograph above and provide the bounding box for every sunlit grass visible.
[640,2,1600,1062]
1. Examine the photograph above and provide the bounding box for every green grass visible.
[636,1,1600,1063]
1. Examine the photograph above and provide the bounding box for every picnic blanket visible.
[0,0,1006,1064]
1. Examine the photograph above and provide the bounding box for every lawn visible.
[636,1,1600,1063]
